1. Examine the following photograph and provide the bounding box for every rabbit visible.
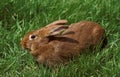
[20,20,68,50]
[20,20,107,67]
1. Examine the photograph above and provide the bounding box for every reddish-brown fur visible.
[20,20,107,67]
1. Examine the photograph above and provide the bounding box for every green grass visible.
[0,0,120,77]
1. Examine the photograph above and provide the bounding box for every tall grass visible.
[0,0,120,77]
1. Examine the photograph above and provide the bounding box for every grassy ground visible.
[0,0,120,77]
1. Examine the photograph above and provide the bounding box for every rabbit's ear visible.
[46,20,68,27]
[49,26,69,36]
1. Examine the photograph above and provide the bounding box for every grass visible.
[0,0,120,77]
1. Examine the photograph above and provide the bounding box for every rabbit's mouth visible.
[21,44,31,51]
[25,47,31,51]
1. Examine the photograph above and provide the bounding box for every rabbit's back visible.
[50,21,106,55]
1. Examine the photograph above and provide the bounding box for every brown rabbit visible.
[20,20,68,50]
[20,20,107,67]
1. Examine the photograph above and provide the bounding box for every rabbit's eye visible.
[29,35,37,40]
